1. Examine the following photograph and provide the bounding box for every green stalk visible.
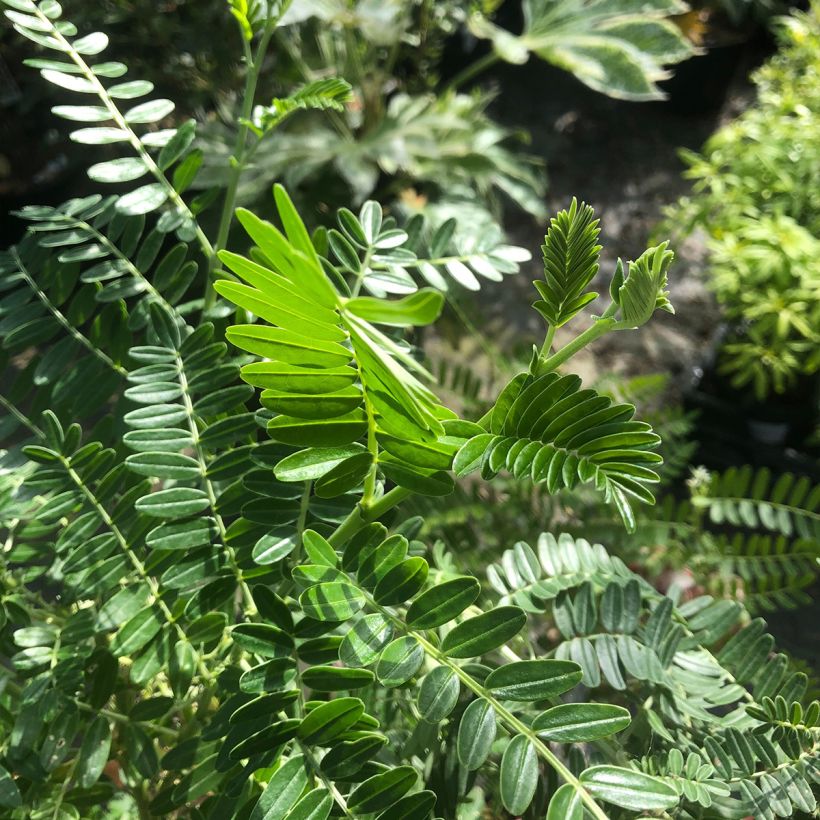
[327,486,414,548]
[443,51,501,94]
[536,317,618,374]
[11,248,127,377]
[204,20,277,312]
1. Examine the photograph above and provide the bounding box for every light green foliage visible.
[469,0,694,100]
[669,3,820,399]
[0,2,817,820]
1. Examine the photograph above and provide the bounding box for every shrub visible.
[670,3,820,399]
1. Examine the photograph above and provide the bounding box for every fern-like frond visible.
[215,185,459,497]
[694,466,820,540]
[533,198,601,328]
[4,0,207,240]
[453,371,663,529]
[252,78,353,134]
[696,533,820,613]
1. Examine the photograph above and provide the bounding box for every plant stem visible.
[327,486,414,548]
[173,350,257,617]
[10,247,127,377]
[539,324,556,359]
[205,20,276,312]
[536,317,618,374]
[443,51,500,94]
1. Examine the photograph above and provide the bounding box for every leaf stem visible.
[327,486,414,548]
[443,51,500,94]
[350,583,611,820]
[205,17,277,312]
[173,350,258,617]
[10,247,127,377]
[536,317,618,374]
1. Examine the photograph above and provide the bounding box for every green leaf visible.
[250,755,309,820]
[345,289,444,327]
[471,0,692,100]
[405,576,481,629]
[124,98,175,123]
[314,451,373,498]
[284,788,333,820]
[532,703,631,741]
[125,451,201,479]
[339,614,394,668]
[441,606,526,658]
[457,698,496,770]
[375,790,436,820]
[110,607,163,657]
[73,31,109,55]
[170,640,196,696]
[52,104,111,121]
[299,582,365,621]
[88,157,149,183]
[239,658,296,694]
[320,734,387,780]
[417,666,460,722]
[275,445,367,482]
[134,487,210,518]
[108,80,154,99]
[533,198,600,327]
[253,531,298,565]
[0,764,21,809]
[69,127,130,144]
[231,623,293,657]
[267,410,368,448]
[116,183,169,215]
[485,659,583,701]
[579,765,679,811]
[373,557,428,605]
[145,518,218,551]
[376,636,424,687]
[229,720,300,760]
[348,766,418,814]
[157,119,196,169]
[302,530,338,568]
[301,665,375,691]
[500,735,538,815]
[617,242,675,327]
[298,697,364,745]
[546,784,584,820]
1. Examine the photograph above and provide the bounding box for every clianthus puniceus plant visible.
[1,2,819,819]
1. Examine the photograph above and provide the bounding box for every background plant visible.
[1,2,818,819]
[667,3,820,401]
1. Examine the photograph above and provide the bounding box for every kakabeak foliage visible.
[1,3,818,820]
